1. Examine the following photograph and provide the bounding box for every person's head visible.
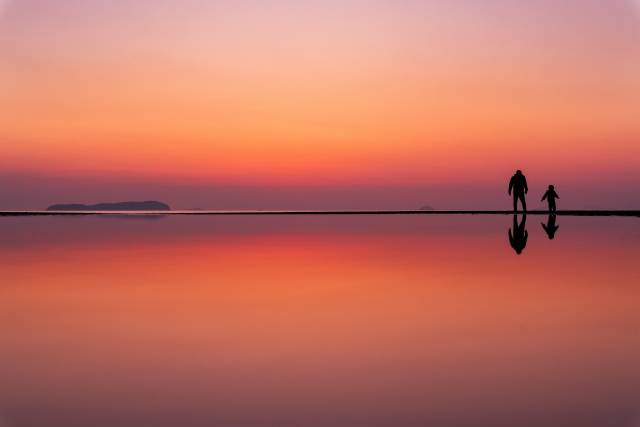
[516,170,522,176]
[548,185,554,190]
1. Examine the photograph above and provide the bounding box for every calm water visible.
[0,215,639,427]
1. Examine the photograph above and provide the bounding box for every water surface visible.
[1,215,639,427]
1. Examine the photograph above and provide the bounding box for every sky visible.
[1,0,639,210]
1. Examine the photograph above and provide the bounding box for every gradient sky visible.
[1,0,639,209]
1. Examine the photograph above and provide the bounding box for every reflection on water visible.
[509,214,562,253]
[542,214,560,240]
[0,215,639,427]
[508,214,529,255]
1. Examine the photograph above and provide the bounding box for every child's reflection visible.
[541,214,560,240]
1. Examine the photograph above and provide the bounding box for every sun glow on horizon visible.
[0,0,639,208]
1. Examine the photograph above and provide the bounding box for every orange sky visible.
[1,0,639,208]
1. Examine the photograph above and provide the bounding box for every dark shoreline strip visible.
[1,210,639,217]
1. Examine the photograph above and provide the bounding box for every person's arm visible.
[554,191,560,199]
[524,177,529,194]
[508,178,513,195]
[542,192,548,202]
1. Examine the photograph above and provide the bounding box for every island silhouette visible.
[47,201,171,211]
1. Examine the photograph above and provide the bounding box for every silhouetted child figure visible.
[541,185,559,213]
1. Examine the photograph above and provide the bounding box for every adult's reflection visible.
[508,214,528,255]
[541,214,560,240]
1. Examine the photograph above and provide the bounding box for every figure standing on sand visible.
[541,185,560,213]
[508,170,528,212]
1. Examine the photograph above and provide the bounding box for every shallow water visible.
[0,215,639,427]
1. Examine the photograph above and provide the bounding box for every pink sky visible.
[1,0,639,209]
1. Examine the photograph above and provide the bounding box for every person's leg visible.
[520,194,527,212]
[513,195,518,212]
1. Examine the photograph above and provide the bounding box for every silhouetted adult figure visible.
[509,214,528,255]
[541,214,559,240]
[508,170,529,212]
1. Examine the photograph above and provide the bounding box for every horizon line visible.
[1,210,639,217]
